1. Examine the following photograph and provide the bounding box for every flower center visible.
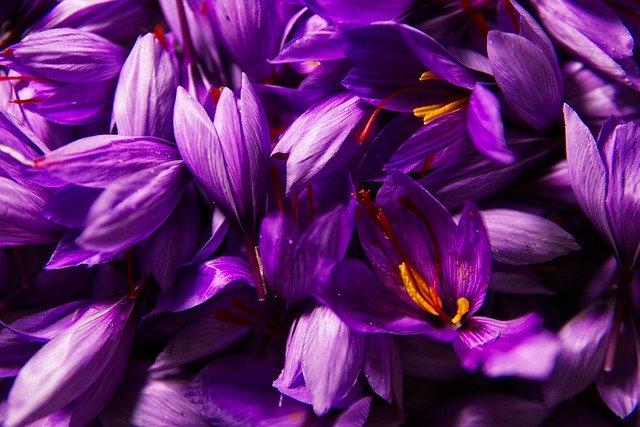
[355,189,469,326]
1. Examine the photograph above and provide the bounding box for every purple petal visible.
[190,207,230,264]
[77,161,189,253]
[43,185,101,228]
[138,188,200,291]
[400,24,483,90]
[6,28,127,83]
[564,105,612,247]
[259,212,299,301]
[543,301,614,406]
[0,177,61,246]
[334,397,372,427]
[304,0,412,24]
[273,30,343,64]
[467,83,513,164]
[101,373,207,426]
[442,202,491,316]
[299,305,365,415]
[532,0,635,84]
[320,259,454,340]
[273,92,369,194]
[45,229,120,270]
[481,208,580,265]
[211,0,280,82]
[35,135,180,188]
[33,81,115,125]
[151,288,255,371]
[154,256,253,313]
[600,119,640,270]
[596,319,640,418]
[455,314,559,380]
[487,30,562,132]
[1,301,83,342]
[385,107,468,172]
[363,335,402,405]
[188,355,310,426]
[113,33,178,140]
[6,296,135,426]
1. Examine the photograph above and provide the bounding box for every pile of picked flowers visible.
[0,0,639,425]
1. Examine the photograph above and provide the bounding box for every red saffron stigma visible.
[306,186,315,223]
[153,24,168,49]
[201,0,208,16]
[606,0,640,21]
[358,88,413,144]
[501,0,521,33]
[2,48,14,56]
[0,76,47,82]
[420,155,434,178]
[269,166,285,213]
[460,0,490,37]
[291,192,299,225]
[209,86,224,104]
[9,98,44,105]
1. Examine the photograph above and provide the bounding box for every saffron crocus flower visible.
[565,104,640,274]
[561,106,640,417]
[319,171,558,379]
[5,295,136,426]
[174,73,270,298]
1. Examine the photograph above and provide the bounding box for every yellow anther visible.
[306,61,321,68]
[413,97,469,125]
[399,262,441,316]
[419,71,440,81]
[451,297,470,325]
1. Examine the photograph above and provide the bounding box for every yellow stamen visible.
[451,297,470,325]
[306,60,321,68]
[419,71,440,81]
[399,262,441,316]
[413,97,469,125]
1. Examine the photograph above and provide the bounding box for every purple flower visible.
[319,171,558,379]
[565,104,640,274]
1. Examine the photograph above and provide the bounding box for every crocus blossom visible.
[1,0,639,424]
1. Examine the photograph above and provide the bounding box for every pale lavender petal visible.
[481,208,580,265]
[113,32,178,140]
[78,161,189,253]
[334,397,372,427]
[35,135,180,188]
[6,28,127,83]
[468,83,513,164]
[300,305,365,415]
[154,256,253,313]
[273,92,369,194]
[600,120,640,270]
[564,105,612,247]
[543,301,614,406]
[487,30,562,132]
[596,320,640,418]
[43,185,101,228]
[363,334,402,405]
[5,296,135,426]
